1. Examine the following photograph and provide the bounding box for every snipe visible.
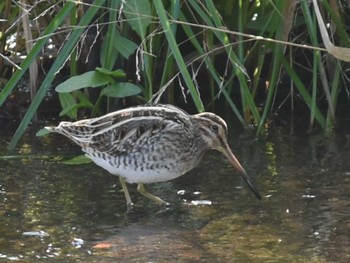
[45,104,261,207]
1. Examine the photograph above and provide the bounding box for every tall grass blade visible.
[153,0,204,112]
[177,11,245,123]
[281,56,325,128]
[124,0,151,39]
[0,2,75,106]
[325,63,341,135]
[301,0,335,123]
[190,0,260,123]
[100,0,119,69]
[8,0,106,150]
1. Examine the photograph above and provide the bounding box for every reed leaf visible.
[281,56,325,128]
[153,0,204,112]
[123,0,151,39]
[158,0,180,103]
[0,2,75,106]
[100,0,119,69]
[325,63,341,135]
[8,0,106,150]
[177,11,245,124]
[188,0,260,123]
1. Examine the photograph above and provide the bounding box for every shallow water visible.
[1,126,350,262]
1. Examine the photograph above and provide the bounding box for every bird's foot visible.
[137,183,170,206]
[156,199,170,207]
[126,201,134,212]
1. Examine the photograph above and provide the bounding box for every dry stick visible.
[0,53,21,70]
[20,0,38,121]
[168,19,327,52]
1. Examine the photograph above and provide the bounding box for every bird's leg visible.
[119,177,133,208]
[137,183,169,206]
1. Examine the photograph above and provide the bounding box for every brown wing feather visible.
[49,104,193,157]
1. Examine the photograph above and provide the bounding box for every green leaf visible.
[59,102,81,117]
[281,56,325,128]
[100,29,120,69]
[58,91,95,117]
[63,155,92,165]
[95,67,126,78]
[123,0,151,39]
[0,2,75,107]
[101,83,142,98]
[58,93,77,119]
[113,34,138,59]
[36,128,51,137]
[100,0,120,69]
[153,0,204,111]
[75,90,95,108]
[56,71,114,93]
[8,0,106,150]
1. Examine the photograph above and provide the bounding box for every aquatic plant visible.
[0,0,349,149]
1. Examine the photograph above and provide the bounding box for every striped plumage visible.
[45,104,261,207]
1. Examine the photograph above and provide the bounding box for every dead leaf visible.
[93,243,112,249]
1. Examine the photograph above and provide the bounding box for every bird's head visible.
[192,112,261,200]
[192,112,229,151]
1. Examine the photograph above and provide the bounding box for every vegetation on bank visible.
[0,0,349,149]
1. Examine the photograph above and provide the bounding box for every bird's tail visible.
[43,121,91,147]
[44,122,73,135]
[44,126,58,133]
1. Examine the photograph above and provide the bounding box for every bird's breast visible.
[84,142,204,184]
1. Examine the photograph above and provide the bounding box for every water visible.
[0,126,350,262]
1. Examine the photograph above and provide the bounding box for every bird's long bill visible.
[222,145,261,200]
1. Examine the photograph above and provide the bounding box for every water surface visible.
[0,126,349,262]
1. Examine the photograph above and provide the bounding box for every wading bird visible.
[45,104,261,207]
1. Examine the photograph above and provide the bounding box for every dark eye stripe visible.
[218,134,226,147]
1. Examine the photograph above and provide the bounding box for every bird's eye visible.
[210,124,219,132]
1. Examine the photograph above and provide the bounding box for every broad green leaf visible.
[109,69,126,79]
[55,71,114,93]
[59,91,94,117]
[58,93,77,119]
[75,90,95,108]
[101,83,142,98]
[123,0,151,39]
[95,67,126,78]
[113,34,138,59]
[59,102,87,117]
[36,128,51,137]
[63,155,92,165]
[7,0,106,150]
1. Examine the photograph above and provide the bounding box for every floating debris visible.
[302,195,316,199]
[22,230,49,237]
[177,189,185,195]
[71,238,84,248]
[190,200,213,206]
[93,243,112,249]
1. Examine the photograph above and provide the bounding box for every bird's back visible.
[46,104,206,183]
